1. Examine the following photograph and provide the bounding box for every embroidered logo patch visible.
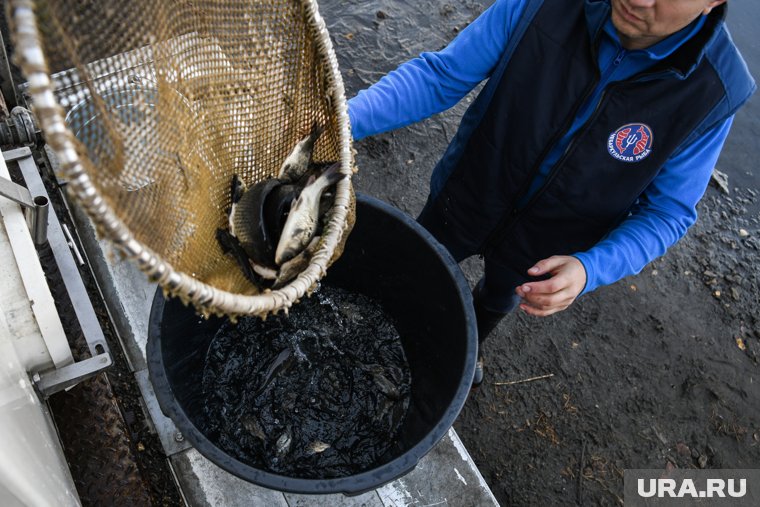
[607,123,653,163]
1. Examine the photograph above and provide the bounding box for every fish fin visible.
[216,228,270,288]
[215,228,235,255]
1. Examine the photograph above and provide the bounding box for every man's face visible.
[610,0,727,49]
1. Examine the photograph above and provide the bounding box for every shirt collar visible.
[603,14,707,60]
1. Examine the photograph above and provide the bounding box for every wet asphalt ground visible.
[319,1,760,505]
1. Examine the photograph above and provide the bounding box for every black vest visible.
[429,0,754,273]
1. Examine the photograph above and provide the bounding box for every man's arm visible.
[516,116,735,316]
[347,0,528,140]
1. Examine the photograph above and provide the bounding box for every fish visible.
[271,236,321,289]
[274,162,345,265]
[277,122,324,183]
[306,440,331,455]
[230,175,280,270]
[275,428,292,457]
[262,182,298,243]
[241,415,266,442]
[362,364,402,400]
[252,347,293,397]
[215,227,269,286]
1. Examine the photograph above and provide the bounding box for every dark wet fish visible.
[230,175,280,271]
[241,415,266,441]
[218,175,280,286]
[215,227,266,286]
[200,285,412,478]
[277,122,324,183]
[275,163,345,265]
[362,364,402,400]
[262,182,298,245]
[253,347,293,397]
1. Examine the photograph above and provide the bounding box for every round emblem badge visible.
[607,123,653,163]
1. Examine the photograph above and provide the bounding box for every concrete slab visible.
[284,491,384,507]
[172,449,289,507]
[169,429,496,507]
[376,430,498,507]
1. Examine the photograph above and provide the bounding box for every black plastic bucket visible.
[147,193,477,495]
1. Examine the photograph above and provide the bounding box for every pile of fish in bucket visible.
[216,123,345,290]
[200,285,412,478]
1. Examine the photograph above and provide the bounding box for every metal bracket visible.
[4,146,115,396]
[33,353,113,398]
[0,168,49,245]
[4,146,111,358]
[135,369,192,456]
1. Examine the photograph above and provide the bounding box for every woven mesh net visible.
[9,0,355,318]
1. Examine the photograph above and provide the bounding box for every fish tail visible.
[321,162,346,187]
[309,121,324,142]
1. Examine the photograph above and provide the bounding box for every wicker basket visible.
[8,0,355,318]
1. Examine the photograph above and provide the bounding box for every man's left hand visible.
[515,256,587,317]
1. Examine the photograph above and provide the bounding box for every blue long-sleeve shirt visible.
[348,0,733,294]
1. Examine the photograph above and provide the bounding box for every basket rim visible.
[9,0,354,318]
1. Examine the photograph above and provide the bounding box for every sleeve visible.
[572,116,735,295]
[347,0,529,141]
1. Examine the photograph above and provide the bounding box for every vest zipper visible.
[511,48,632,220]
[477,76,600,257]
[518,88,614,213]
[476,43,639,259]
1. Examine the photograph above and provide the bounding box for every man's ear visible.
[703,0,727,15]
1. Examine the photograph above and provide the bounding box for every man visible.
[347,0,755,387]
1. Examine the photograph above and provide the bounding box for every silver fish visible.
[277,123,324,183]
[306,440,331,455]
[275,429,292,457]
[272,236,321,289]
[274,163,345,265]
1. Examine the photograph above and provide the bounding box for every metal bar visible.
[0,172,49,245]
[33,353,113,398]
[62,223,85,265]
[5,146,111,358]
[28,194,49,245]
[0,172,34,207]
[3,146,31,162]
